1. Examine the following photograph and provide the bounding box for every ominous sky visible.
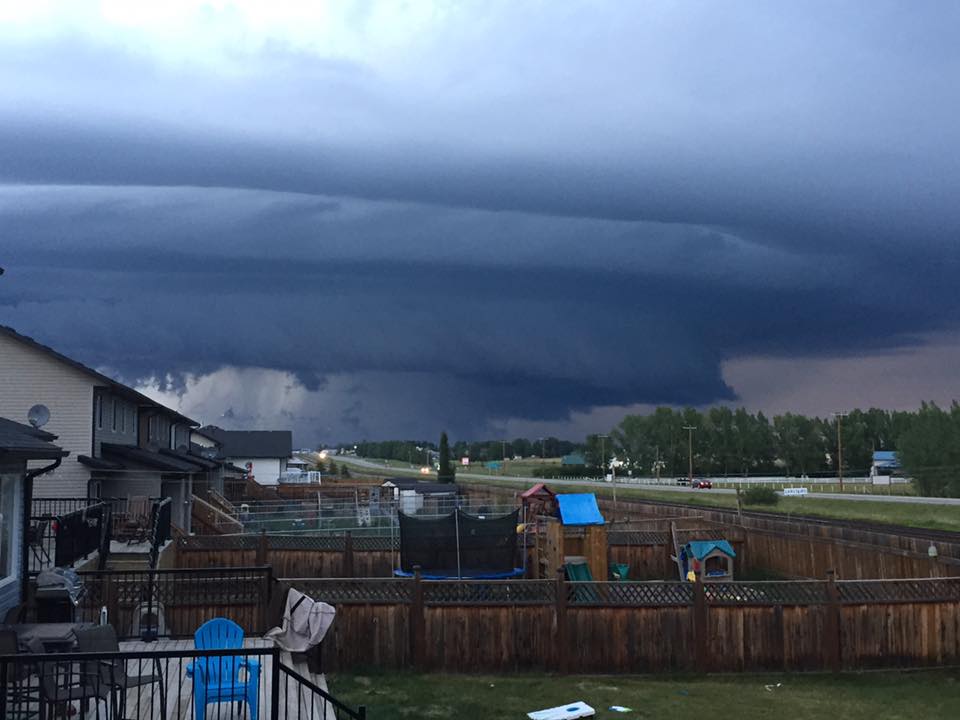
[2,1,959,445]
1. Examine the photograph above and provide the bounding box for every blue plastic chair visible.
[185,618,261,720]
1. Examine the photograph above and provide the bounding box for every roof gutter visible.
[21,456,63,601]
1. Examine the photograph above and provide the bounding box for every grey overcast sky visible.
[1,1,959,445]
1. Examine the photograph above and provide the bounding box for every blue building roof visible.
[872,450,900,468]
[561,453,586,466]
[556,493,605,526]
[684,540,736,560]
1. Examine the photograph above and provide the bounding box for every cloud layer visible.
[1,2,959,443]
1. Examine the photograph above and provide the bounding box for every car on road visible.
[691,479,713,489]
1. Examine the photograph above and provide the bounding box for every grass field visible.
[329,670,960,719]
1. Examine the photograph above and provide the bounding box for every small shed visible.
[679,540,736,583]
[538,494,607,581]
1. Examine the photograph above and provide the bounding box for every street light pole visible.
[682,426,696,484]
[834,412,848,492]
[597,434,608,480]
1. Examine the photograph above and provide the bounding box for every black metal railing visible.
[74,566,274,640]
[0,645,366,720]
[29,498,115,573]
[148,498,173,569]
[51,502,113,570]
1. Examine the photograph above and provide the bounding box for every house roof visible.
[561,453,586,466]
[0,417,68,460]
[98,443,206,473]
[0,325,198,427]
[556,493,605,526]
[684,539,736,560]
[197,426,292,459]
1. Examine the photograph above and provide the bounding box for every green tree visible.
[437,431,456,483]
[897,402,960,497]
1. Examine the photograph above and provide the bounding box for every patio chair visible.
[75,625,166,719]
[26,521,51,569]
[120,496,151,545]
[0,629,39,718]
[186,618,261,720]
[28,637,109,720]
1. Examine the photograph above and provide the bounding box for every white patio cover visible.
[265,588,336,652]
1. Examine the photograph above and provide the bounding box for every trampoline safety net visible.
[398,508,519,575]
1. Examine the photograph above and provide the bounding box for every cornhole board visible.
[527,701,595,720]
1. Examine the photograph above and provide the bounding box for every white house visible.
[195,426,292,486]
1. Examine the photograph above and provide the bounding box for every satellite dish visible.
[28,404,50,429]
[200,447,218,460]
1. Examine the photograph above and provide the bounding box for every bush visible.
[742,486,779,506]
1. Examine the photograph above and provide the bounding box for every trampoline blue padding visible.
[393,567,526,579]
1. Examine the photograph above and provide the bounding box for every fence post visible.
[256,529,269,566]
[410,566,424,670]
[261,566,273,634]
[555,568,568,673]
[344,531,355,577]
[692,579,708,672]
[823,570,842,673]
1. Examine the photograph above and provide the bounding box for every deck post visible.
[824,570,842,673]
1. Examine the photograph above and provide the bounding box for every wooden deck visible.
[74,638,338,720]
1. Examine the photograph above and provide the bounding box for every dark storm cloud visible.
[1,2,960,440]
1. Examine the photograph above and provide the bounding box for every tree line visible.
[349,402,960,497]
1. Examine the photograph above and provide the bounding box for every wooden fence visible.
[289,574,960,674]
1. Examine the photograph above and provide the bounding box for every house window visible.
[118,401,125,433]
[148,416,158,443]
[111,398,118,431]
[96,395,103,429]
[0,474,19,587]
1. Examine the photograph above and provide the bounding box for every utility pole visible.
[834,412,848,492]
[597,434,608,480]
[538,437,546,459]
[683,426,696,484]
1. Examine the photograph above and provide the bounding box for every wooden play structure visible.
[533,493,608,581]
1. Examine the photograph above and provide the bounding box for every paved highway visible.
[334,455,960,506]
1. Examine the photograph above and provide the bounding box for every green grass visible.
[329,670,960,720]
[470,479,960,532]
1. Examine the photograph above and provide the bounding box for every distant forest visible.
[349,402,960,497]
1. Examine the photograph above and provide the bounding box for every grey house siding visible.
[93,390,138,455]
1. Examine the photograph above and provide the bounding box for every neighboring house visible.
[561,453,586,466]
[0,325,225,531]
[0,416,67,619]
[870,450,902,485]
[196,426,293,486]
[381,477,459,515]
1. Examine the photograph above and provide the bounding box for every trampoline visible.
[394,508,522,579]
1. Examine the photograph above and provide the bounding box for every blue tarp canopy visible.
[872,450,900,469]
[557,493,605,526]
[684,539,736,560]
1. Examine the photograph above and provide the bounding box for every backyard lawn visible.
[329,670,960,719]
